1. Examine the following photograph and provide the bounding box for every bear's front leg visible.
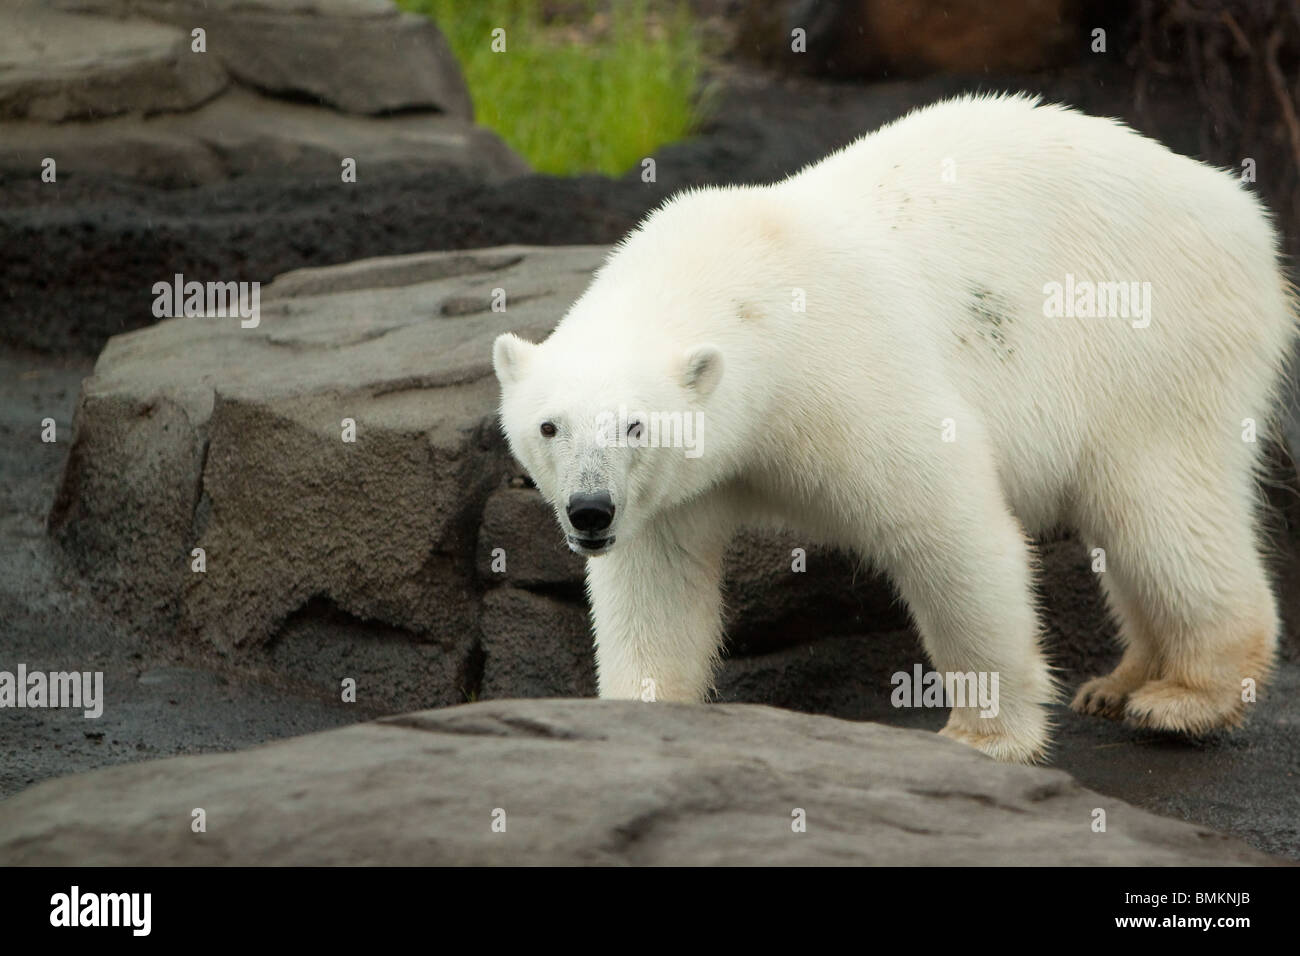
[584,505,733,703]
[866,435,1057,763]
[885,516,1056,762]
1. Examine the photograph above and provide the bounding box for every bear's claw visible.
[1070,676,1132,720]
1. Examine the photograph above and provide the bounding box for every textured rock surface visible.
[83,0,476,118]
[477,486,583,592]
[479,589,596,699]
[0,0,524,186]
[50,245,605,677]
[721,529,909,655]
[0,699,1279,865]
[0,4,228,122]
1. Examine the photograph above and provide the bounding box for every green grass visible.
[398,0,708,176]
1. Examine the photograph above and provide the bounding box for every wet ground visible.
[0,352,384,801]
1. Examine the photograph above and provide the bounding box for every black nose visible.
[567,491,615,533]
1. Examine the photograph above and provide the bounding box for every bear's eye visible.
[540,421,557,438]
[627,421,643,440]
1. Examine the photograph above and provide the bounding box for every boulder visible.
[0,0,524,186]
[0,699,1277,865]
[1,88,525,188]
[57,0,474,118]
[49,245,607,681]
[266,597,479,714]
[0,3,228,122]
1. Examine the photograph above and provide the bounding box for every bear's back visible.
[774,94,1293,447]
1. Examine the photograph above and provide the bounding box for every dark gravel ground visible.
[2,63,1298,860]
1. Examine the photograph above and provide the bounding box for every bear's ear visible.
[493,333,535,386]
[682,344,724,398]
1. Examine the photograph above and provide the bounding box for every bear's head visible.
[492,327,724,557]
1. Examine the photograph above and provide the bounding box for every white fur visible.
[493,94,1297,762]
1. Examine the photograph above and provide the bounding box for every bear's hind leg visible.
[1124,596,1277,735]
[1071,572,1160,719]
[1084,456,1279,735]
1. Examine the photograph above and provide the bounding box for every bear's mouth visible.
[567,534,615,556]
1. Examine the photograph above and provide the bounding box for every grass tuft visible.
[398,0,708,175]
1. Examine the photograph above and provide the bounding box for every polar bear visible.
[492,93,1297,762]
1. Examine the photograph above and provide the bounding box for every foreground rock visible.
[0,699,1277,865]
[0,0,525,185]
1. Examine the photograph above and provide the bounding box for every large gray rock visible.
[2,88,526,187]
[0,699,1277,865]
[60,0,473,118]
[0,0,524,185]
[50,246,607,676]
[0,3,228,121]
